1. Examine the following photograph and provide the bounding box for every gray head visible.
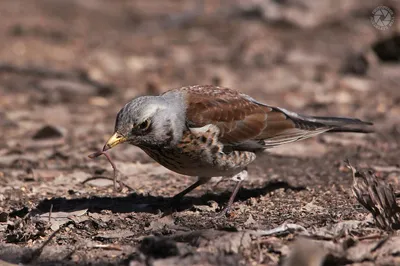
[103,93,187,151]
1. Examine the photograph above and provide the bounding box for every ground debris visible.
[167,229,253,254]
[94,229,136,241]
[139,237,181,259]
[192,201,219,213]
[311,220,365,239]
[252,223,308,237]
[5,213,48,244]
[136,228,252,265]
[20,226,65,264]
[346,160,400,231]
[1,1,400,265]
[145,215,175,232]
[35,208,88,231]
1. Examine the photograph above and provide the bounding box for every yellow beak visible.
[103,132,127,151]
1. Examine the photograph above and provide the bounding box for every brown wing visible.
[177,85,316,145]
[166,85,370,149]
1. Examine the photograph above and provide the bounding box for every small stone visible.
[0,212,8,222]
[32,125,65,140]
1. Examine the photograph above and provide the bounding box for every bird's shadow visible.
[32,180,305,215]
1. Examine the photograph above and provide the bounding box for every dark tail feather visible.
[310,116,373,126]
[327,127,374,133]
[306,116,374,133]
[270,106,374,134]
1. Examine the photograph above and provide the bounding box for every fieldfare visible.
[103,85,372,214]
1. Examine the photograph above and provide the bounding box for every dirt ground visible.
[1,0,400,265]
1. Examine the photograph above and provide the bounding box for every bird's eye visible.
[137,119,151,131]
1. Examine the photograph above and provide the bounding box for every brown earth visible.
[0,0,400,265]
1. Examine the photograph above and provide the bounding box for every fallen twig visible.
[92,244,123,251]
[48,204,53,223]
[357,233,386,241]
[88,151,123,192]
[370,234,391,252]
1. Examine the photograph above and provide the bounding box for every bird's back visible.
[163,85,372,152]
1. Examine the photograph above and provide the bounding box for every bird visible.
[103,85,373,215]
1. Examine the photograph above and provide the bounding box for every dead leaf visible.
[37,209,88,231]
[95,229,136,240]
[146,215,175,232]
[192,201,218,212]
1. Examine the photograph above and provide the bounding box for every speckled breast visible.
[140,127,256,177]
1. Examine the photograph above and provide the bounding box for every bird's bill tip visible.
[103,132,126,151]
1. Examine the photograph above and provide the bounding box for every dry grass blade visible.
[345,160,400,231]
[88,151,123,192]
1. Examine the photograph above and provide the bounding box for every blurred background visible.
[1,0,399,168]
[1,0,399,143]
[0,1,400,265]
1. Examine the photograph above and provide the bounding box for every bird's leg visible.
[172,176,212,202]
[219,169,248,216]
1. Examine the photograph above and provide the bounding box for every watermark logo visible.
[371,6,395,30]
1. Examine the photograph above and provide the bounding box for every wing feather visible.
[163,85,371,150]
[179,85,312,146]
